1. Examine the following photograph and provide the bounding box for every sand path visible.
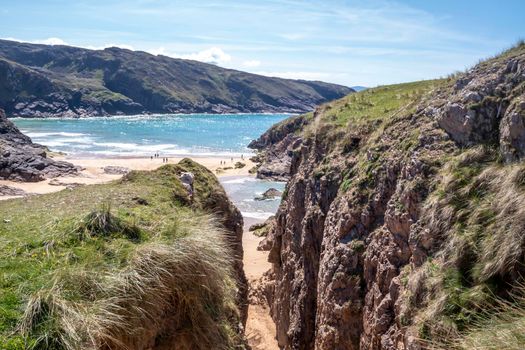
[243,218,279,350]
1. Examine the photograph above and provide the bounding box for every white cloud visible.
[34,37,68,46]
[242,60,261,68]
[254,71,330,81]
[180,47,231,65]
[148,46,168,56]
[2,37,69,46]
[148,46,232,65]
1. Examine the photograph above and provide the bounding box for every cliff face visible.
[254,43,525,349]
[0,108,78,181]
[0,39,353,117]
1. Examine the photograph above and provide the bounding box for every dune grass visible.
[0,160,241,349]
[393,146,525,348]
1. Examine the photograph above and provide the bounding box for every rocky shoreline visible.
[0,108,79,181]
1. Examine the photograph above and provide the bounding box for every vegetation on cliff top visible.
[0,159,242,349]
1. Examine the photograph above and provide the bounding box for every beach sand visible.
[243,217,279,350]
[0,155,255,199]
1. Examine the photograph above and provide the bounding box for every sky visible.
[1,0,524,87]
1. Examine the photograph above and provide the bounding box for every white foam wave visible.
[26,131,88,137]
[241,211,275,220]
[222,177,257,184]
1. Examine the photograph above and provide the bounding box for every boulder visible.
[180,172,194,196]
[103,166,130,175]
[255,188,282,201]
[0,108,79,182]
[500,94,525,162]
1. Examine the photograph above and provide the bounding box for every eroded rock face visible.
[249,114,311,181]
[500,94,525,162]
[255,46,525,349]
[0,109,78,181]
[436,54,525,158]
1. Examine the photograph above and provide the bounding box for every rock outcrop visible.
[249,114,311,181]
[0,185,28,196]
[255,188,282,201]
[0,108,78,181]
[255,43,525,349]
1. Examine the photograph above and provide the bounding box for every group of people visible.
[219,154,244,166]
[151,153,169,163]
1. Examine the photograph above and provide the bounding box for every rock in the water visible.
[103,166,130,175]
[255,188,282,201]
[0,108,79,182]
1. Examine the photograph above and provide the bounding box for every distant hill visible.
[0,40,353,117]
[350,85,368,92]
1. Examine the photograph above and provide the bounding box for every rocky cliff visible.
[0,108,78,181]
[253,42,525,349]
[0,39,353,117]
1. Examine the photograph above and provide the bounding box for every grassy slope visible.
[0,159,240,349]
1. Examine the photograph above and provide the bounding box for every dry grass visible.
[400,146,525,345]
[450,290,525,350]
[20,218,239,350]
[75,202,141,241]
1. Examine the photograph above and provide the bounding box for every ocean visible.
[12,113,288,221]
[221,176,286,221]
[12,113,289,157]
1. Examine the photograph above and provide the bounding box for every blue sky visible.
[1,0,523,86]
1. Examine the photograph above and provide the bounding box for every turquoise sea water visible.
[13,113,288,220]
[12,114,289,157]
[221,176,286,220]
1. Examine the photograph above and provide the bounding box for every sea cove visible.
[12,113,289,157]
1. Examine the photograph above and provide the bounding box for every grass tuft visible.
[76,203,141,241]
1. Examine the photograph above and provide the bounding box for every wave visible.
[221,177,257,184]
[241,211,275,220]
[25,131,88,137]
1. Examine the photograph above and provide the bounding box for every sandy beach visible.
[0,155,255,199]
